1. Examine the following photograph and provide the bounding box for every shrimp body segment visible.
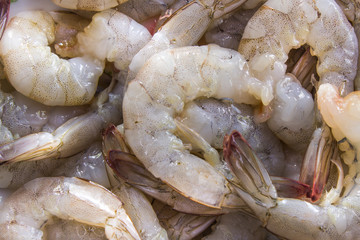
[0,11,104,106]
[77,9,151,71]
[123,44,262,208]
[239,0,358,99]
[0,177,141,240]
[51,0,128,11]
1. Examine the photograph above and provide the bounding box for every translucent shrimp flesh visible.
[0,177,141,240]
[77,9,151,71]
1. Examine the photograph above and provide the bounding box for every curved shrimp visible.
[123,44,264,208]
[223,130,360,240]
[0,177,140,240]
[237,0,357,151]
[239,0,358,98]
[51,0,128,11]
[0,9,150,106]
[0,11,104,106]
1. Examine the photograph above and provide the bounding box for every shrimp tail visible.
[299,125,339,202]
[0,132,60,164]
[0,0,9,39]
[223,130,277,222]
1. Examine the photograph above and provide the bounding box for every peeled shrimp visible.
[123,44,264,208]
[239,0,358,98]
[0,177,140,240]
[51,0,128,11]
[0,11,104,106]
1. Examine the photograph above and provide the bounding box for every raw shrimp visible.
[239,0,358,99]
[223,130,360,240]
[0,73,124,164]
[51,0,128,11]
[77,9,151,71]
[0,177,141,240]
[123,44,265,208]
[0,11,104,106]
[237,0,356,150]
[129,0,247,75]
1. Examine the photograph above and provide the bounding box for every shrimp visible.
[123,44,266,208]
[0,9,150,106]
[0,177,141,240]
[238,0,358,98]
[0,11,104,106]
[128,0,247,75]
[237,0,357,150]
[51,0,128,11]
[223,130,360,240]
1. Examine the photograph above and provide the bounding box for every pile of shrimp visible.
[0,0,359,239]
